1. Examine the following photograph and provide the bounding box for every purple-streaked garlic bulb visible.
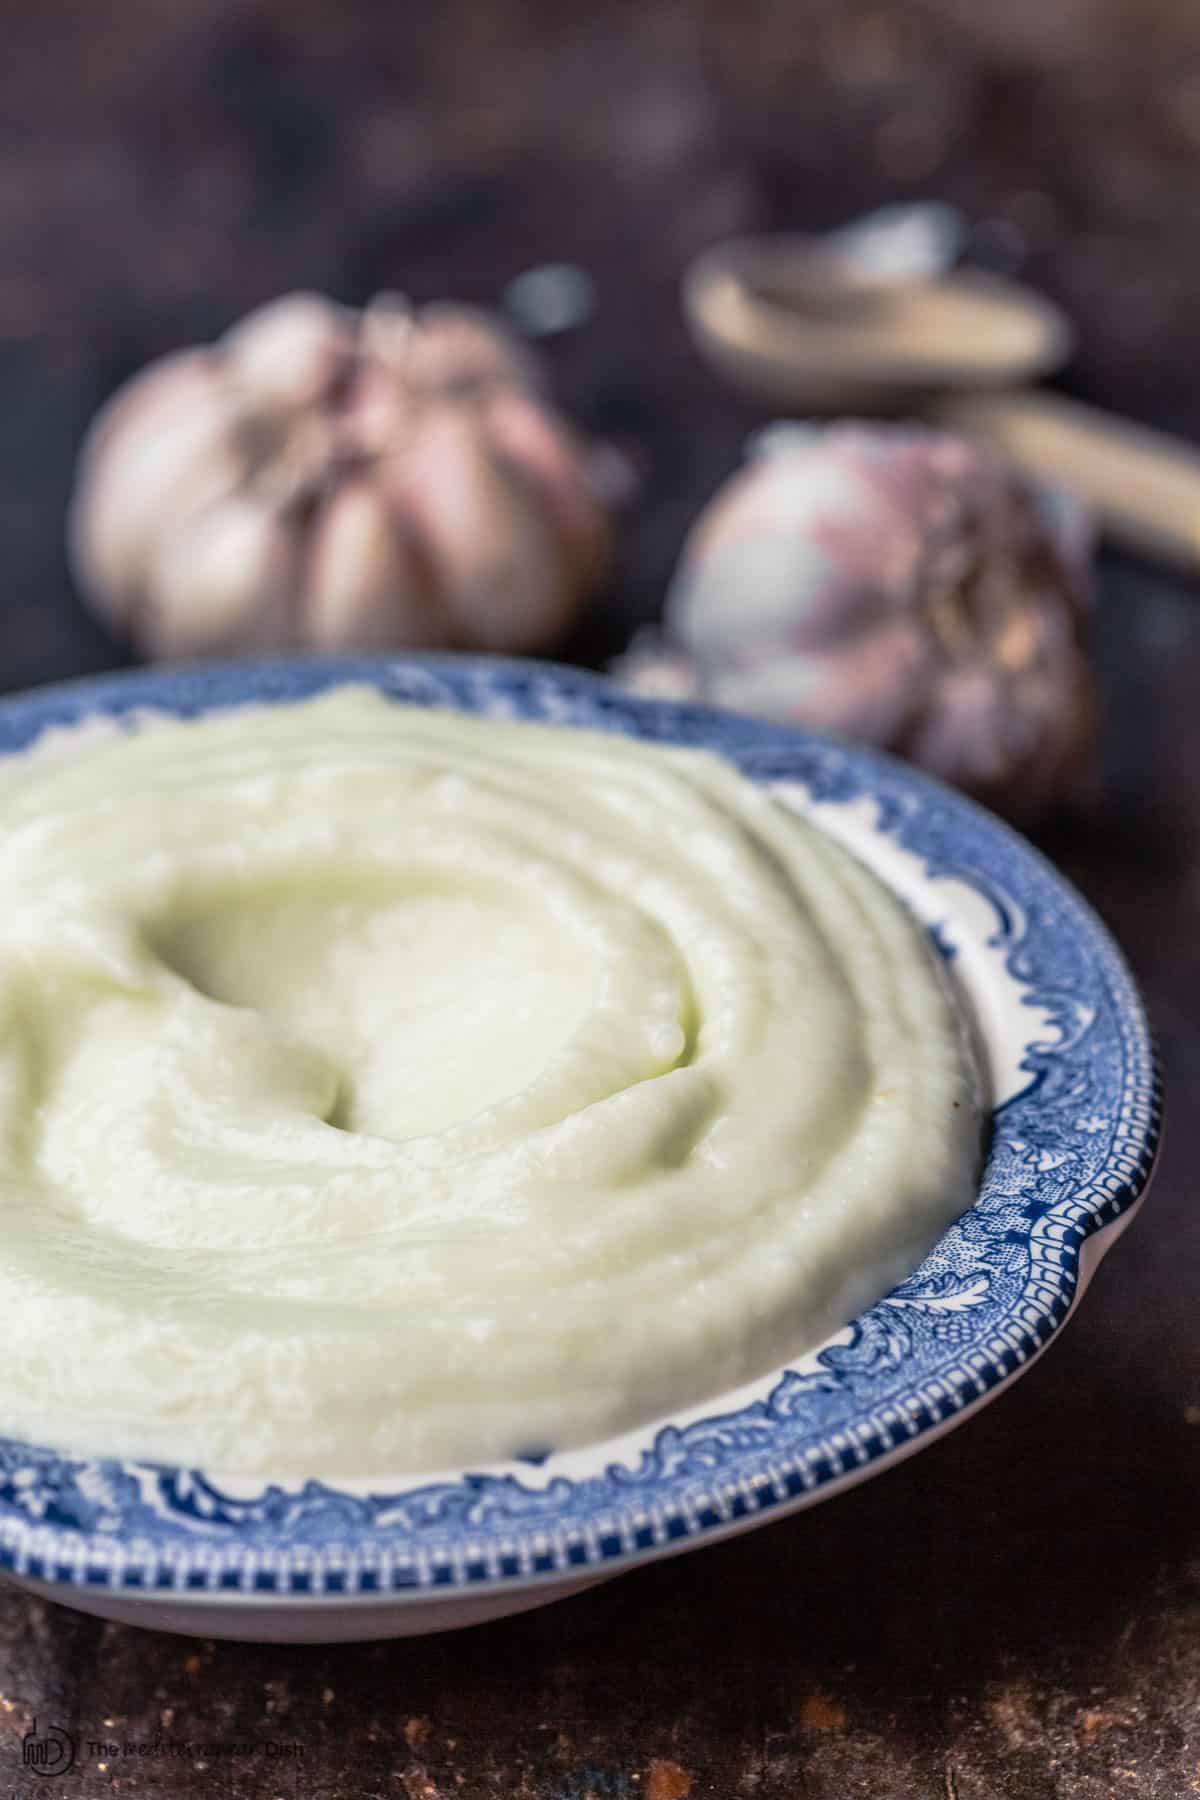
[617,422,1096,823]
[70,292,610,660]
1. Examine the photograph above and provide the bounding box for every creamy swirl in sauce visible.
[0,685,980,1475]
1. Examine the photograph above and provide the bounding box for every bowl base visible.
[2,1568,615,1642]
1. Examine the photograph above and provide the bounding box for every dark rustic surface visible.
[2,3,1200,1796]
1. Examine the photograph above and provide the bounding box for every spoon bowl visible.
[682,234,1074,411]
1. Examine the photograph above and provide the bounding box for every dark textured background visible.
[2,3,1200,1795]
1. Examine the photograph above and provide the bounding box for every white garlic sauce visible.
[0,687,981,1475]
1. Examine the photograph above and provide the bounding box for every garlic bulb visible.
[70,292,610,661]
[616,423,1096,825]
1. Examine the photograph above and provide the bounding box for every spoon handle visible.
[932,390,1200,575]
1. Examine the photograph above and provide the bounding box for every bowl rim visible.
[0,654,1162,1605]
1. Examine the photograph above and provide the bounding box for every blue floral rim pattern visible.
[0,656,1162,1599]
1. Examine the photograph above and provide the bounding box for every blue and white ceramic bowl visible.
[0,656,1161,1641]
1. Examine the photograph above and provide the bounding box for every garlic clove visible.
[69,357,245,629]
[391,406,572,653]
[670,454,910,660]
[905,665,1012,791]
[484,389,610,589]
[612,630,703,700]
[708,617,936,746]
[141,495,299,660]
[343,354,414,460]
[304,480,447,650]
[400,303,540,399]
[222,292,355,412]
[77,348,215,464]
[902,655,1094,823]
